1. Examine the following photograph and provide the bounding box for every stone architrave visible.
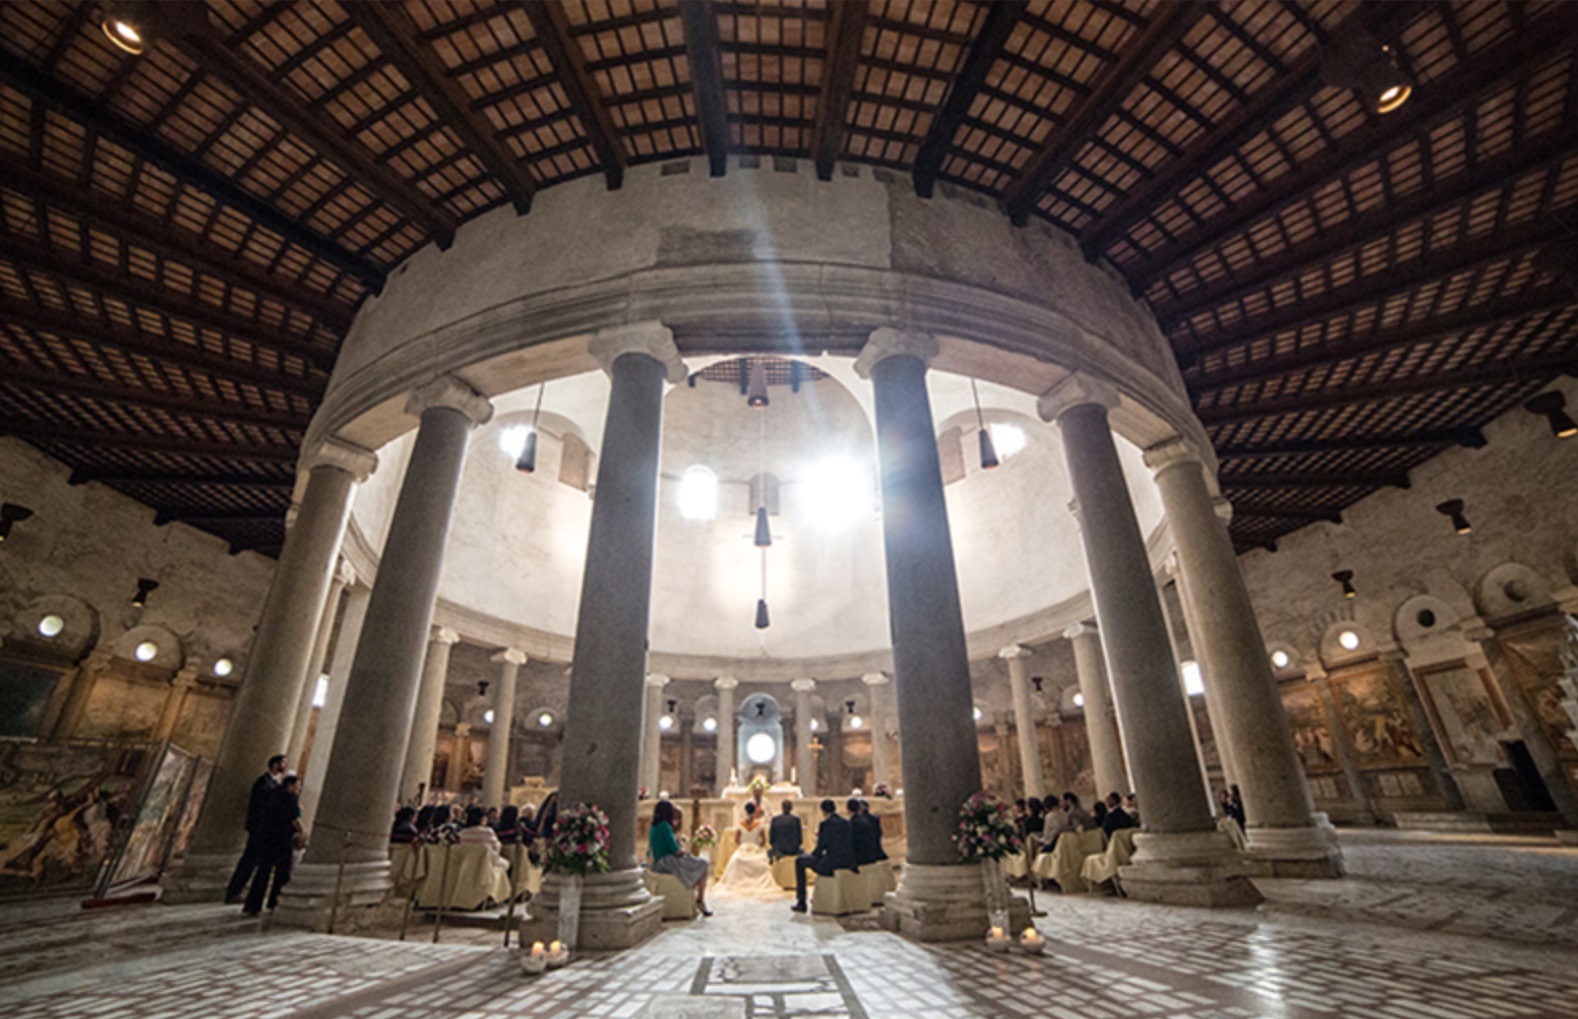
[300,583,371,828]
[399,626,460,804]
[858,329,1002,941]
[483,649,527,807]
[522,322,681,950]
[288,560,355,768]
[163,437,376,904]
[274,377,489,929]
[715,677,739,793]
[1000,646,1046,800]
[861,673,891,790]
[1064,623,1129,800]
[641,674,671,797]
[791,679,816,795]
[1043,376,1258,906]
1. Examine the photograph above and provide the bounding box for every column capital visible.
[333,557,358,588]
[588,321,687,383]
[647,673,671,688]
[714,676,738,691]
[491,648,528,666]
[861,672,890,687]
[1141,435,1205,475]
[1212,496,1233,523]
[429,625,460,646]
[1037,371,1121,422]
[406,375,494,427]
[1163,550,1181,577]
[998,645,1032,661]
[790,678,817,693]
[302,436,378,483]
[1063,622,1098,641]
[853,327,938,378]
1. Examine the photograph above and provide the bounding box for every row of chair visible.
[390,841,541,911]
[1006,815,1247,895]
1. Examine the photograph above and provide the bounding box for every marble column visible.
[679,715,695,797]
[287,561,354,768]
[641,674,671,797]
[1466,633,1578,829]
[1065,623,1129,799]
[856,329,990,941]
[482,648,526,807]
[1042,375,1257,906]
[399,626,460,804]
[715,677,739,793]
[301,583,370,829]
[862,673,892,790]
[1165,554,1240,786]
[524,322,683,950]
[792,678,816,795]
[1308,661,1378,825]
[1384,649,1466,812]
[1000,646,1046,800]
[993,719,1016,798]
[1147,438,1341,876]
[1155,578,1216,811]
[164,437,375,903]
[153,666,198,743]
[276,378,490,927]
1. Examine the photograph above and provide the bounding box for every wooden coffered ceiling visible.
[2,0,1576,557]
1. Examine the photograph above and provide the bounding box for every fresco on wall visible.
[78,673,164,742]
[1331,666,1425,766]
[1280,683,1337,771]
[0,659,64,738]
[1499,621,1578,759]
[1056,723,1095,800]
[1418,664,1509,767]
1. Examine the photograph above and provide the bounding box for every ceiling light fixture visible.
[971,378,999,470]
[516,383,546,473]
[132,578,159,607]
[1323,31,1412,115]
[0,502,34,542]
[1436,498,1472,535]
[1332,570,1356,600]
[746,359,769,408]
[1525,391,1578,438]
[102,14,146,55]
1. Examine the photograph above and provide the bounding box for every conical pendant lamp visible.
[971,377,999,469]
[516,382,545,473]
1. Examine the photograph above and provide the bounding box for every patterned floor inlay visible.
[690,954,868,1018]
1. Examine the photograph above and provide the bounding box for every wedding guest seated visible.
[848,798,881,866]
[1025,797,1046,837]
[648,799,711,916]
[1101,793,1138,836]
[858,801,887,861]
[459,806,502,849]
[1013,799,1029,839]
[494,805,522,843]
[485,806,500,829]
[791,799,857,914]
[390,807,421,845]
[1045,792,1092,845]
[769,799,803,862]
[414,805,436,834]
[1091,800,1108,830]
[1123,793,1140,824]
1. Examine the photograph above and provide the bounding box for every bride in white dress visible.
[717,802,780,896]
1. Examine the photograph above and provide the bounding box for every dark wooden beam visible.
[912,0,1025,198]
[0,360,310,431]
[0,51,387,290]
[522,2,626,190]
[811,0,869,182]
[1197,351,1578,426]
[0,302,322,396]
[70,468,294,491]
[1190,286,1575,392]
[0,422,300,461]
[1219,470,1411,491]
[1159,124,1578,324]
[0,151,356,331]
[1135,6,1578,286]
[680,0,730,177]
[345,2,538,214]
[156,507,285,526]
[1215,429,1485,461]
[1180,217,1573,358]
[1228,504,1344,524]
[1002,3,1205,225]
[150,2,460,247]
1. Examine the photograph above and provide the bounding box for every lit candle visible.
[989,926,1004,939]
[549,940,562,953]
[1021,928,1039,941]
[531,942,546,956]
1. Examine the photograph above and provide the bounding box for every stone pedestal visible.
[877,863,1029,942]
[483,649,526,807]
[1118,831,1266,907]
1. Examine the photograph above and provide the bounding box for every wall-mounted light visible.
[1332,570,1356,599]
[213,657,233,678]
[134,640,159,662]
[1525,392,1578,439]
[1031,676,1044,693]
[132,578,159,607]
[1436,498,1472,535]
[478,680,490,698]
[1072,692,1085,709]
[0,502,35,542]
[809,718,819,732]
[537,711,554,728]
[702,716,718,733]
[1270,649,1291,670]
[660,698,676,731]
[1337,630,1361,652]
[972,705,983,721]
[845,700,861,729]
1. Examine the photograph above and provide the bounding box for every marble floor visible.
[1,831,1575,1019]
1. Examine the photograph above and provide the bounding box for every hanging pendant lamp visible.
[754,505,773,547]
[971,378,999,469]
[516,382,546,473]
[746,359,770,407]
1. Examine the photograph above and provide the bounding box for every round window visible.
[37,614,65,638]
[745,731,776,764]
[134,641,159,662]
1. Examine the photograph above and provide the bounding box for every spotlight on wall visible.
[1331,570,1356,600]
[132,577,159,607]
[746,360,770,408]
[1525,391,1578,438]
[1436,498,1472,535]
[0,502,35,542]
[1270,649,1291,670]
[1323,30,1411,114]
[537,711,554,728]
[660,699,677,731]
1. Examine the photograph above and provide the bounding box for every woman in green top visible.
[649,799,711,915]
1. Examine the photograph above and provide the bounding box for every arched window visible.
[678,465,718,521]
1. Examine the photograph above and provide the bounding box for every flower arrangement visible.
[690,824,717,852]
[543,801,611,877]
[747,774,770,795]
[953,791,1023,862]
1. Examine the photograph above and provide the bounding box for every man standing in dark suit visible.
[791,799,856,913]
[225,753,287,903]
[243,774,303,916]
[769,799,803,862]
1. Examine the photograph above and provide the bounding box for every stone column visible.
[1166,555,1241,786]
[1384,649,1466,812]
[792,678,816,795]
[715,677,739,793]
[861,673,892,790]
[1042,375,1257,906]
[286,561,353,768]
[482,648,526,807]
[679,714,695,797]
[524,323,683,950]
[153,666,198,743]
[1466,632,1578,829]
[1000,646,1046,800]
[1155,577,1216,811]
[993,719,1016,798]
[1065,623,1129,799]
[276,378,490,928]
[301,583,370,829]
[399,626,460,804]
[1147,438,1341,876]
[164,437,375,903]
[1308,661,1378,825]
[856,329,991,941]
[50,649,117,738]
[641,674,670,797]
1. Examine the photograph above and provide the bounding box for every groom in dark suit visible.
[791,799,857,912]
[769,799,803,862]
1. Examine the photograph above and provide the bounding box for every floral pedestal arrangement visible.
[524,801,611,969]
[953,792,1025,945]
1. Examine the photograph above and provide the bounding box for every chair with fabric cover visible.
[811,869,870,916]
[641,869,698,920]
[389,841,427,896]
[500,843,542,900]
[415,843,513,910]
[1080,828,1139,891]
[1036,829,1106,893]
[1217,815,1248,851]
[771,855,801,890]
[862,859,897,903]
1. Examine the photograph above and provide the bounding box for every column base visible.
[1245,814,1346,878]
[877,862,1029,942]
[519,868,665,951]
[270,859,398,932]
[160,851,240,905]
[1118,831,1263,908]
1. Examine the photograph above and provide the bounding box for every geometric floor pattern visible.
[2,831,1577,1019]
